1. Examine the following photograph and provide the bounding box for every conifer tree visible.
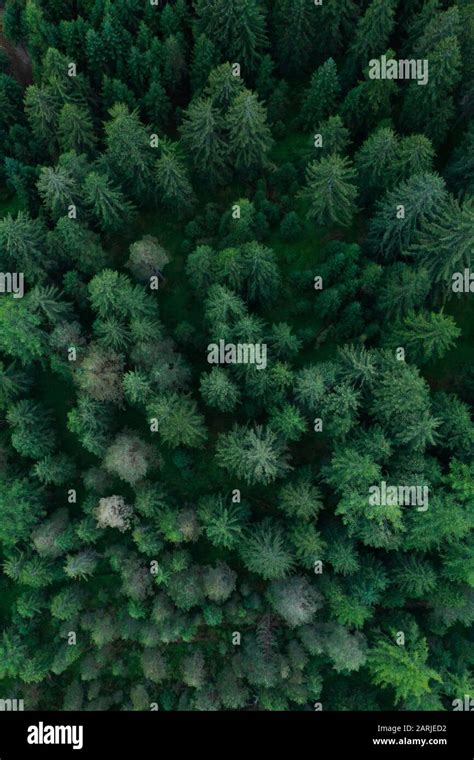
[240,520,295,579]
[58,103,96,154]
[401,37,462,145]
[195,0,268,73]
[302,155,358,227]
[155,144,195,212]
[104,103,155,202]
[300,59,340,130]
[410,197,474,289]
[226,89,273,174]
[368,631,442,704]
[200,368,240,413]
[205,63,244,111]
[84,171,135,233]
[148,394,207,448]
[36,165,79,220]
[368,173,447,260]
[216,425,292,485]
[387,310,461,364]
[273,0,316,74]
[351,0,398,60]
[180,97,227,184]
[190,34,217,94]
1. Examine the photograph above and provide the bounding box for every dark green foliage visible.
[302,155,358,227]
[0,0,471,715]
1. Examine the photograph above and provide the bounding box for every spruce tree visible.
[195,0,268,73]
[180,97,227,184]
[226,89,273,174]
[302,155,358,227]
[300,59,340,130]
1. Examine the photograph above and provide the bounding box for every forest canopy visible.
[0,0,472,712]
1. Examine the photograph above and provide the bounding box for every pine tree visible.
[0,361,29,409]
[351,0,397,60]
[58,103,96,154]
[84,171,135,233]
[226,89,273,174]
[162,33,188,90]
[216,425,292,485]
[142,77,171,130]
[273,0,316,74]
[315,0,359,57]
[446,122,474,198]
[368,173,447,260]
[410,197,474,289]
[401,37,462,145]
[0,298,47,364]
[147,393,207,448]
[7,399,55,459]
[104,103,155,202]
[180,97,227,184]
[198,495,248,549]
[155,144,195,212]
[24,84,59,149]
[433,393,474,456]
[0,211,46,281]
[49,217,108,276]
[397,135,435,181]
[200,368,240,412]
[195,0,268,73]
[378,264,431,319]
[240,519,295,579]
[241,241,281,304]
[368,631,442,704]
[312,115,351,158]
[205,62,244,110]
[64,551,98,580]
[204,284,246,329]
[51,587,85,620]
[355,127,400,199]
[300,59,340,130]
[371,361,440,450]
[190,34,217,94]
[393,556,437,598]
[302,155,358,227]
[3,0,26,44]
[33,454,75,485]
[36,164,79,219]
[387,310,461,364]
[0,478,45,550]
[278,478,322,521]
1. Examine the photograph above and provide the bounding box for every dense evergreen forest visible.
[0,0,473,712]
